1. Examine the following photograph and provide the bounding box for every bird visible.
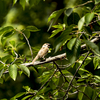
[32,43,50,64]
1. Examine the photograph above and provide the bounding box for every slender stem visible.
[75,1,93,8]
[15,29,33,60]
[54,61,91,100]
[63,51,90,100]
[11,50,18,65]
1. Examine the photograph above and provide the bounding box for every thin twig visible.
[15,29,33,60]
[0,60,5,66]
[75,1,93,8]
[38,69,57,92]
[94,91,100,100]
[63,51,90,100]
[53,61,91,100]
[11,50,18,65]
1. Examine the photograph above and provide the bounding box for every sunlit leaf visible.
[14,92,26,98]
[49,29,62,38]
[93,56,99,70]
[23,86,30,91]
[19,65,30,77]
[65,8,73,16]
[48,8,65,31]
[67,38,76,50]
[22,95,33,100]
[26,26,39,32]
[49,24,63,38]
[78,16,85,30]
[85,12,94,26]
[20,0,26,10]
[13,0,17,5]
[9,64,18,81]
[9,41,16,47]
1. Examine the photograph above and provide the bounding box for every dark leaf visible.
[66,38,81,64]
[54,25,74,52]
[83,40,100,56]
[65,8,73,16]
[19,65,30,77]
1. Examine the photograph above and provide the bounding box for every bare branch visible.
[75,1,93,8]
[22,53,66,67]
[15,29,33,60]
[0,60,5,66]
[31,68,58,97]
[22,35,100,67]
[63,51,90,100]
[11,50,18,65]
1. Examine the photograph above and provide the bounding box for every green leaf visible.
[0,69,4,78]
[9,41,16,47]
[85,12,94,26]
[23,86,30,91]
[20,0,26,10]
[93,56,99,70]
[23,30,30,39]
[95,0,100,4]
[0,78,3,84]
[78,16,85,30]
[79,68,90,73]
[83,40,100,56]
[50,29,62,38]
[48,8,65,31]
[14,92,26,98]
[1,28,14,46]
[65,8,73,16]
[78,86,86,100]
[66,38,81,64]
[16,42,25,48]
[19,65,30,77]
[22,95,33,100]
[67,38,76,50]
[0,26,14,35]
[9,64,18,81]
[52,24,63,29]
[13,0,17,5]
[54,25,74,52]
[49,24,63,38]
[26,26,39,32]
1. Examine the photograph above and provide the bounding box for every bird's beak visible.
[47,43,50,47]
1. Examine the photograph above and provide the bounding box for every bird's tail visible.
[32,55,38,64]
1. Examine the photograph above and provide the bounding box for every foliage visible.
[0,0,100,100]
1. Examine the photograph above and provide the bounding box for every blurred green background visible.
[0,0,80,99]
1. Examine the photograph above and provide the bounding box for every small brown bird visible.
[32,43,50,64]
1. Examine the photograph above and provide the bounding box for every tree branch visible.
[15,29,33,60]
[22,36,100,67]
